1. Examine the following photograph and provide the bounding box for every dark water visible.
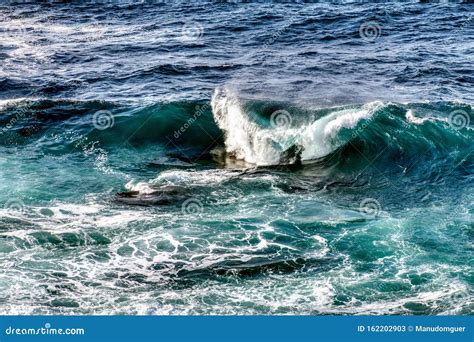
[0,2,472,314]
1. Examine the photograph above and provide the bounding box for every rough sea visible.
[0,2,472,315]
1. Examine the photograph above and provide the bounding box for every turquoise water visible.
[0,3,473,315]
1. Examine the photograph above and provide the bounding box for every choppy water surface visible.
[0,2,472,315]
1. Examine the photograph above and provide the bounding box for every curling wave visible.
[211,87,472,166]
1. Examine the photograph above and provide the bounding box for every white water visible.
[211,87,384,165]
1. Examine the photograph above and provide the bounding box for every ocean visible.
[0,2,472,315]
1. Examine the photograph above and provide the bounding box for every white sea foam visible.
[0,98,33,111]
[125,169,243,194]
[211,87,383,165]
[405,109,429,124]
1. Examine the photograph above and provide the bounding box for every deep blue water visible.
[0,2,472,315]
